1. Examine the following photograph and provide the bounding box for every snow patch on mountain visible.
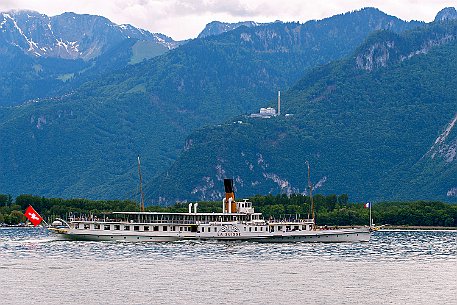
[0,14,7,28]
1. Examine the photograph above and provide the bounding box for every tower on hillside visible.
[277,91,281,116]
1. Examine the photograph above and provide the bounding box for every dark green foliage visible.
[252,197,457,227]
[0,194,13,206]
[9,194,139,224]
[2,193,456,228]
[372,201,457,227]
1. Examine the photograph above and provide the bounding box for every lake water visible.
[0,228,456,305]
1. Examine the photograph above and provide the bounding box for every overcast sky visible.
[1,0,456,40]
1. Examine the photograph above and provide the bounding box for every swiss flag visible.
[24,205,43,226]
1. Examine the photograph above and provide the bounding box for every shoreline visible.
[380,225,457,231]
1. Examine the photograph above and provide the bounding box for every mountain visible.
[0,10,176,59]
[0,10,179,105]
[197,21,265,38]
[434,7,457,22]
[0,8,424,201]
[148,17,457,203]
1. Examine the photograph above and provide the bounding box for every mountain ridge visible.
[0,10,181,106]
[197,20,266,38]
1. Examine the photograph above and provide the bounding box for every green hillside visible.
[148,20,457,203]
[0,8,419,200]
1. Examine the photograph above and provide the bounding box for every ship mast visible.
[306,161,315,230]
[137,155,145,212]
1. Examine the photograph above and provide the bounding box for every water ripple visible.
[1,228,456,262]
[1,228,456,305]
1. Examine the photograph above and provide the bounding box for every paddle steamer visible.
[52,179,371,243]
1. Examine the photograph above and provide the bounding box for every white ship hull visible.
[260,228,371,243]
[56,227,370,243]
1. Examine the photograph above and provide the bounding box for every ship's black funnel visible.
[224,179,234,193]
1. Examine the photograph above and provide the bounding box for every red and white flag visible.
[24,205,43,226]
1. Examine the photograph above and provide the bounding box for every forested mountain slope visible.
[148,18,457,203]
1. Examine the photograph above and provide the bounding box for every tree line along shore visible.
[1,193,456,227]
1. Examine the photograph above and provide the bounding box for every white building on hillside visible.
[251,107,276,118]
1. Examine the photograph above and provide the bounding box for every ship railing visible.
[268,218,314,223]
[70,218,198,225]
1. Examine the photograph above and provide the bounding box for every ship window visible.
[249,227,252,232]
[75,223,80,229]
[172,226,176,231]
[154,226,159,231]
[244,227,246,231]
[94,224,100,230]
[201,227,205,232]
[134,226,140,231]
[84,224,90,229]
[104,225,110,230]
[260,227,263,231]
[124,225,130,231]
[163,226,168,231]
[302,226,306,230]
[114,225,120,230]
[278,226,282,231]
[144,226,149,231]
[255,227,258,232]
[294,226,299,231]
